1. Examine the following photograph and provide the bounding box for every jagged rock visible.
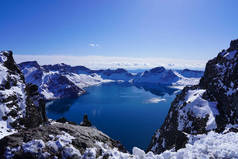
[56,117,77,125]
[147,39,238,154]
[80,114,92,127]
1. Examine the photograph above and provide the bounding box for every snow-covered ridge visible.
[18,61,203,100]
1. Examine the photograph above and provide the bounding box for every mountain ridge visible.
[18,61,203,100]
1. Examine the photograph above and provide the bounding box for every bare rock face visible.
[147,39,238,154]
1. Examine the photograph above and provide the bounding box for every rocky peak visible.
[147,39,238,154]
[150,67,166,73]
[1,51,23,79]
[18,61,41,69]
[199,41,238,129]
[227,39,238,52]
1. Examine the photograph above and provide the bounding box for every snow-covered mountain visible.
[132,67,202,89]
[94,68,135,81]
[147,39,238,155]
[19,62,112,100]
[133,67,179,85]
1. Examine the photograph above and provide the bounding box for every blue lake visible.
[46,82,177,151]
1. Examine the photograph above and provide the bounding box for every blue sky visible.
[1,0,238,61]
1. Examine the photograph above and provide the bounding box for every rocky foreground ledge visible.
[0,121,126,159]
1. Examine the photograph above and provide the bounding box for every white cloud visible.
[14,54,206,70]
[145,97,166,104]
[89,43,99,47]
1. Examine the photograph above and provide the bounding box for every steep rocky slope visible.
[0,51,47,139]
[147,39,238,154]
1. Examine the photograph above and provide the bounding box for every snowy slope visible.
[171,71,201,89]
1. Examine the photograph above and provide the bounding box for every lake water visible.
[46,82,177,151]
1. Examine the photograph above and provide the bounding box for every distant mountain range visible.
[18,61,204,100]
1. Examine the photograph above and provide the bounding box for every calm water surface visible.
[46,83,177,151]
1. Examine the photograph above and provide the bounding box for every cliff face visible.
[0,51,47,139]
[147,39,238,154]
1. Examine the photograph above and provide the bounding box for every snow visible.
[97,131,238,159]
[66,130,238,159]
[177,89,219,131]
[171,71,200,89]
[0,65,8,84]
[66,73,113,88]
[22,139,45,154]
[46,131,81,158]
[0,120,17,140]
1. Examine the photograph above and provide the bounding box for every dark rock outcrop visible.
[80,114,92,127]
